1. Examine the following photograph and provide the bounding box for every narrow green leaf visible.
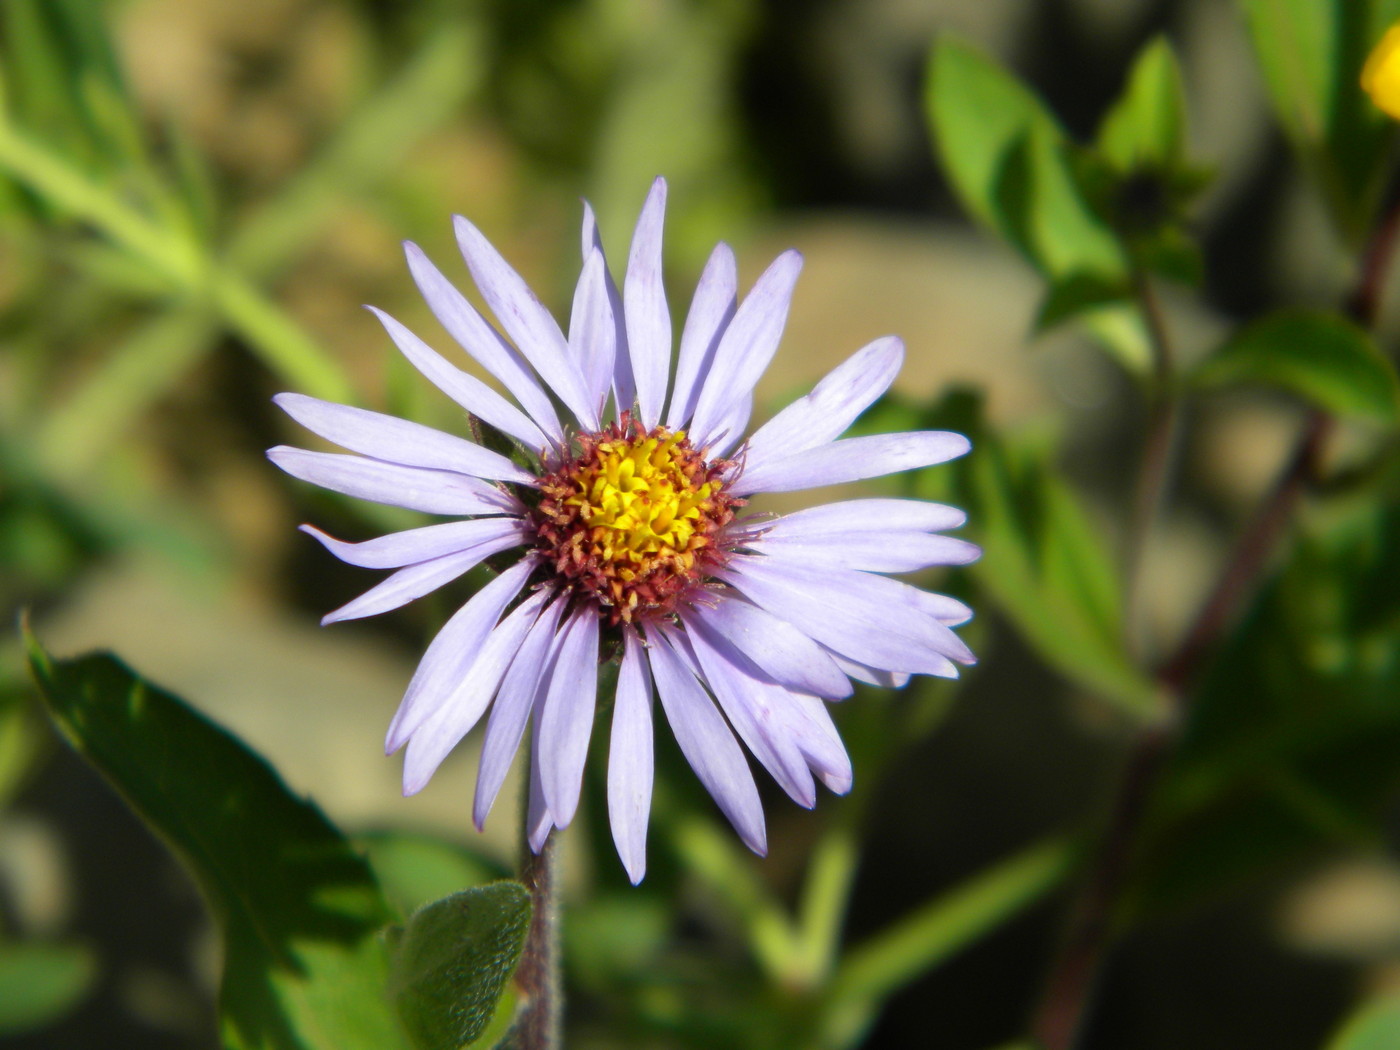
[925,37,1124,283]
[389,883,532,1050]
[25,629,411,1050]
[824,838,1076,1028]
[1327,995,1400,1050]
[0,941,96,1033]
[1194,309,1400,424]
[1239,0,1400,240]
[1097,37,1187,173]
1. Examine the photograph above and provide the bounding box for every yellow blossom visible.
[1363,23,1400,120]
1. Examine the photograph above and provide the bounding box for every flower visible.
[1363,23,1400,120]
[269,178,979,883]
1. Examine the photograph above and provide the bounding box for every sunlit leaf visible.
[1194,309,1400,424]
[0,941,96,1034]
[358,830,507,920]
[1326,994,1400,1050]
[389,883,531,1050]
[25,630,411,1050]
[1097,37,1187,174]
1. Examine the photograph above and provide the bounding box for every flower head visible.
[269,178,979,882]
[1364,23,1400,120]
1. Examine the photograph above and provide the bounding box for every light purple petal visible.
[717,554,975,675]
[623,177,671,430]
[582,201,634,416]
[676,623,816,809]
[273,393,533,484]
[730,431,971,496]
[666,242,737,431]
[784,693,853,794]
[526,717,554,853]
[742,337,903,468]
[537,606,600,828]
[404,242,564,447]
[682,597,851,699]
[911,590,975,626]
[300,517,526,569]
[400,589,548,794]
[829,651,922,687]
[703,391,753,458]
[644,627,766,855]
[752,532,982,573]
[608,629,654,884]
[384,559,535,752]
[367,306,548,452]
[268,446,516,516]
[322,534,521,625]
[688,250,803,447]
[761,498,966,538]
[453,215,594,426]
[568,248,617,423]
[473,593,570,829]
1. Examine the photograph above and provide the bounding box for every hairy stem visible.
[516,787,561,1049]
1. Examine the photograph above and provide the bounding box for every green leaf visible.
[925,37,1125,284]
[24,629,412,1050]
[1327,995,1400,1050]
[1097,37,1187,173]
[0,941,96,1033]
[915,391,1163,717]
[1194,309,1400,424]
[819,837,1077,1049]
[359,830,508,921]
[1239,0,1400,240]
[1033,273,1131,334]
[389,883,531,1050]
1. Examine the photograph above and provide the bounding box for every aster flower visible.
[269,178,979,883]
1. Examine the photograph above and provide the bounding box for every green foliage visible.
[388,883,531,1050]
[0,940,97,1034]
[1096,38,1187,175]
[1239,0,1400,240]
[1194,309,1400,424]
[1326,995,1400,1049]
[1130,500,1400,912]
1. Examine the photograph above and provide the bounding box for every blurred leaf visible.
[0,940,96,1034]
[1194,309,1400,424]
[1131,500,1400,912]
[1326,994,1400,1049]
[925,37,1125,283]
[388,883,531,1050]
[1033,273,1131,334]
[819,837,1077,1049]
[1096,37,1187,174]
[1239,0,1400,240]
[917,391,1163,717]
[25,630,412,1050]
[358,830,508,920]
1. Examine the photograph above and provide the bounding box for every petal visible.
[730,431,971,496]
[367,306,548,452]
[400,589,549,795]
[752,532,982,573]
[623,177,671,430]
[829,650,936,686]
[717,555,975,675]
[666,242,737,431]
[404,241,564,445]
[760,498,966,538]
[273,392,533,484]
[688,250,803,447]
[582,201,634,416]
[703,391,753,458]
[784,693,853,794]
[473,593,570,830]
[912,590,975,627]
[384,559,535,752]
[300,517,526,569]
[568,248,617,422]
[454,215,595,427]
[644,627,766,855]
[268,446,515,516]
[322,534,521,625]
[681,597,851,699]
[677,623,816,809]
[537,605,601,828]
[608,629,654,884]
[742,337,903,467]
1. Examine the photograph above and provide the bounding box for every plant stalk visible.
[515,779,561,1049]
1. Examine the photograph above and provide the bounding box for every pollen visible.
[532,413,741,623]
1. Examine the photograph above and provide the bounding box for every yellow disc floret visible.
[533,414,740,623]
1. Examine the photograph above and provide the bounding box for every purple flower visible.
[269,178,979,882]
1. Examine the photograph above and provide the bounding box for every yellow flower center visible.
[532,416,740,623]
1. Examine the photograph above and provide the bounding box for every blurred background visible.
[3,0,1399,1048]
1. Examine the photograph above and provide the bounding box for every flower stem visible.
[516,792,561,1048]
